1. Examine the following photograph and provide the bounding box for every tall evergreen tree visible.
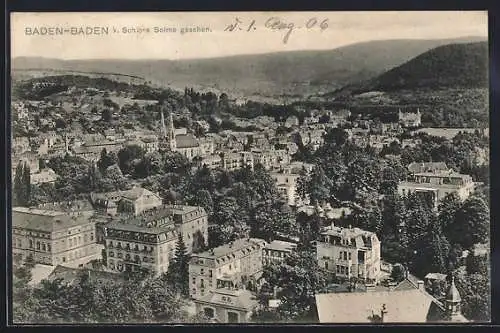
[166,233,190,296]
[13,161,31,206]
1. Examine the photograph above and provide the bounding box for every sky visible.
[11,11,488,60]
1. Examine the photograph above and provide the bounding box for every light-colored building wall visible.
[316,226,381,282]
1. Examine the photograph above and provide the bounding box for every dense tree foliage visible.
[13,161,31,206]
[257,248,329,322]
[166,234,190,296]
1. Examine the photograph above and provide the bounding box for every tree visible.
[390,263,406,283]
[166,233,190,296]
[250,200,294,242]
[211,196,249,244]
[308,165,332,205]
[189,189,214,215]
[453,195,489,249]
[117,145,145,175]
[12,254,37,322]
[411,219,451,278]
[101,108,112,122]
[454,269,491,322]
[438,193,462,245]
[465,253,488,275]
[192,230,207,254]
[97,149,118,173]
[295,167,310,203]
[261,248,328,322]
[13,161,31,206]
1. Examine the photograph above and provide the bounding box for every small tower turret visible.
[444,276,466,322]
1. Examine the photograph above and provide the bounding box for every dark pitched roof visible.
[12,207,92,232]
[47,265,125,285]
[175,134,199,148]
[407,162,449,174]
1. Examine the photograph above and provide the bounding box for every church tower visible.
[168,111,176,151]
[159,110,176,152]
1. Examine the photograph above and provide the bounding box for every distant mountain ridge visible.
[12,37,486,98]
[331,41,488,97]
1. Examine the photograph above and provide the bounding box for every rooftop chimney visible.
[417,280,425,291]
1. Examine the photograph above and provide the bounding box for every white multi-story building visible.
[316,225,381,283]
[398,170,475,208]
[188,238,267,299]
[262,240,297,265]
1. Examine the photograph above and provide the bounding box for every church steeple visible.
[161,110,167,138]
[159,110,176,152]
[168,111,176,151]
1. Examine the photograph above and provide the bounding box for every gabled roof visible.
[47,265,125,285]
[315,289,445,323]
[407,162,448,174]
[194,288,259,312]
[425,273,448,281]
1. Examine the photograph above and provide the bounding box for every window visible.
[117,252,123,259]
[47,244,51,252]
[109,251,115,257]
[90,234,94,241]
[29,240,33,248]
[62,257,66,262]
[204,307,215,319]
[192,277,196,285]
[42,243,46,251]
[209,270,213,277]
[227,311,239,323]
[325,262,329,270]
[36,242,40,250]
[348,252,351,260]
[200,268,205,275]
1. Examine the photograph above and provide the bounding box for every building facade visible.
[12,207,100,267]
[316,225,381,282]
[90,187,163,216]
[103,204,208,274]
[262,240,297,265]
[193,286,259,323]
[398,108,422,128]
[397,170,475,208]
[189,238,267,299]
[104,220,178,275]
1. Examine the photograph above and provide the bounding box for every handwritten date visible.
[224,17,329,44]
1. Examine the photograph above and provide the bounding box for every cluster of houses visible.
[12,178,475,323]
[12,87,484,324]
